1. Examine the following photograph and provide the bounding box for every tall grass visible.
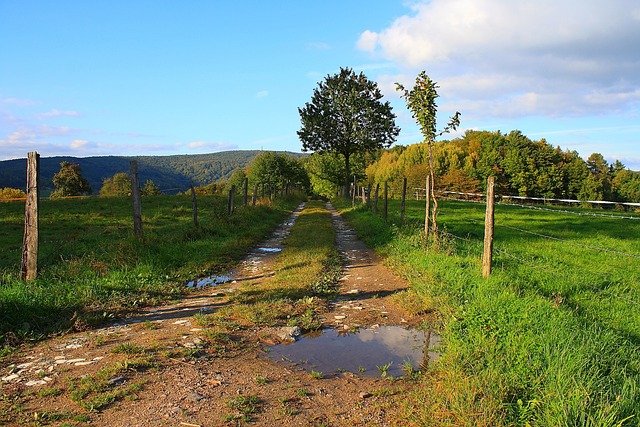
[337,198,640,426]
[0,195,300,342]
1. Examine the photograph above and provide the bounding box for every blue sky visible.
[1,0,639,170]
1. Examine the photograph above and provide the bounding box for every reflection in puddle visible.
[267,326,440,377]
[257,247,282,253]
[186,275,231,288]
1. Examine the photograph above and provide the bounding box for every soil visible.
[1,204,432,426]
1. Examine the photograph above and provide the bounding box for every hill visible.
[0,150,305,194]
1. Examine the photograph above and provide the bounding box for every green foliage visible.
[298,67,399,194]
[366,129,640,203]
[141,179,161,196]
[248,151,309,191]
[0,187,25,200]
[99,172,130,197]
[50,162,92,198]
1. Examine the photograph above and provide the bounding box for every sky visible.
[1,0,639,169]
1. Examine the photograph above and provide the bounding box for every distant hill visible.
[0,151,305,194]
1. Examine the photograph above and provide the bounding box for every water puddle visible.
[257,247,282,253]
[186,275,231,288]
[267,326,440,377]
[185,202,305,287]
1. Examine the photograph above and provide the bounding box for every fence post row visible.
[482,176,496,278]
[373,183,379,214]
[190,181,198,227]
[227,184,236,215]
[20,151,40,281]
[129,160,143,239]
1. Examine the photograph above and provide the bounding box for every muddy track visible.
[1,203,432,427]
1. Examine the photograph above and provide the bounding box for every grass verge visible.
[0,194,301,345]
[335,198,640,427]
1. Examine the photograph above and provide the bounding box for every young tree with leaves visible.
[50,161,92,198]
[298,67,399,197]
[396,71,460,235]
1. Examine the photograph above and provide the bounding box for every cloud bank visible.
[358,0,640,118]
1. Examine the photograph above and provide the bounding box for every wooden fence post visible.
[228,185,236,215]
[190,181,198,227]
[401,177,407,222]
[130,160,143,239]
[425,175,431,237]
[383,181,388,220]
[252,183,258,206]
[352,175,356,207]
[20,151,40,280]
[373,183,379,214]
[243,177,249,207]
[482,176,496,278]
[261,183,265,199]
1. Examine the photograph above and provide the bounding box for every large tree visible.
[50,161,92,198]
[298,67,399,196]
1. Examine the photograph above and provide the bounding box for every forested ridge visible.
[0,150,304,195]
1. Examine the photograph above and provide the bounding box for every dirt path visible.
[1,203,430,427]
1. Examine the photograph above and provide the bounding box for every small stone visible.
[185,392,206,402]
[75,361,94,366]
[359,391,372,399]
[346,289,360,295]
[54,356,66,360]
[107,376,128,386]
[334,315,346,320]
[2,374,19,382]
[371,324,380,329]
[26,380,47,386]
[65,343,82,349]
[16,362,34,369]
[66,358,86,364]
[193,338,203,345]
[173,320,189,325]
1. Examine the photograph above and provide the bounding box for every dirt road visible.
[1,203,432,426]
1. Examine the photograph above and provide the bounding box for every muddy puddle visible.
[186,203,305,287]
[267,326,440,378]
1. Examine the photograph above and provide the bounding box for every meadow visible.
[337,198,640,426]
[0,194,300,344]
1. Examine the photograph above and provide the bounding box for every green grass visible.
[0,194,301,342]
[336,198,640,427]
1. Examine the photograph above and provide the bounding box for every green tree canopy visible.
[50,161,92,198]
[298,67,399,196]
[99,173,130,197]
[141,179,162,196]
[248,151,309,192]
[0,187,26,199]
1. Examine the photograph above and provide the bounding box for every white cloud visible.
[359,0,640,118]
[256,90,269,98]
[356,30,378,52]
[185,141,237,152]
[35,109,81,119]
[70,139,89,149]
[306,41,331,51]
[2,98,37,107]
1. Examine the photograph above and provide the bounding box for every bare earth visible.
[2,204,431,426]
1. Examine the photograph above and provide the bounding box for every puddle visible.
[267,326,440,377]
[257,247,282,253]
[186,275,231,288]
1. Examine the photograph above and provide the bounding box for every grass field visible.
[337,198,640,427]
[0,194,301,344]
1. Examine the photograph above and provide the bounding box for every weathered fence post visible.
[20,151,40,280]
[243,177,249,207]
[373,183,379,214]
[425,175,431,237]
[190,181,198,227]
[482,176,496,278]
[261,183,265,199]
[228,185,236,215]
[130,160,143,239]
[401,177,407,222]
[383,181,388,220]
[252,183,258,206]
[352,175,356,207]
